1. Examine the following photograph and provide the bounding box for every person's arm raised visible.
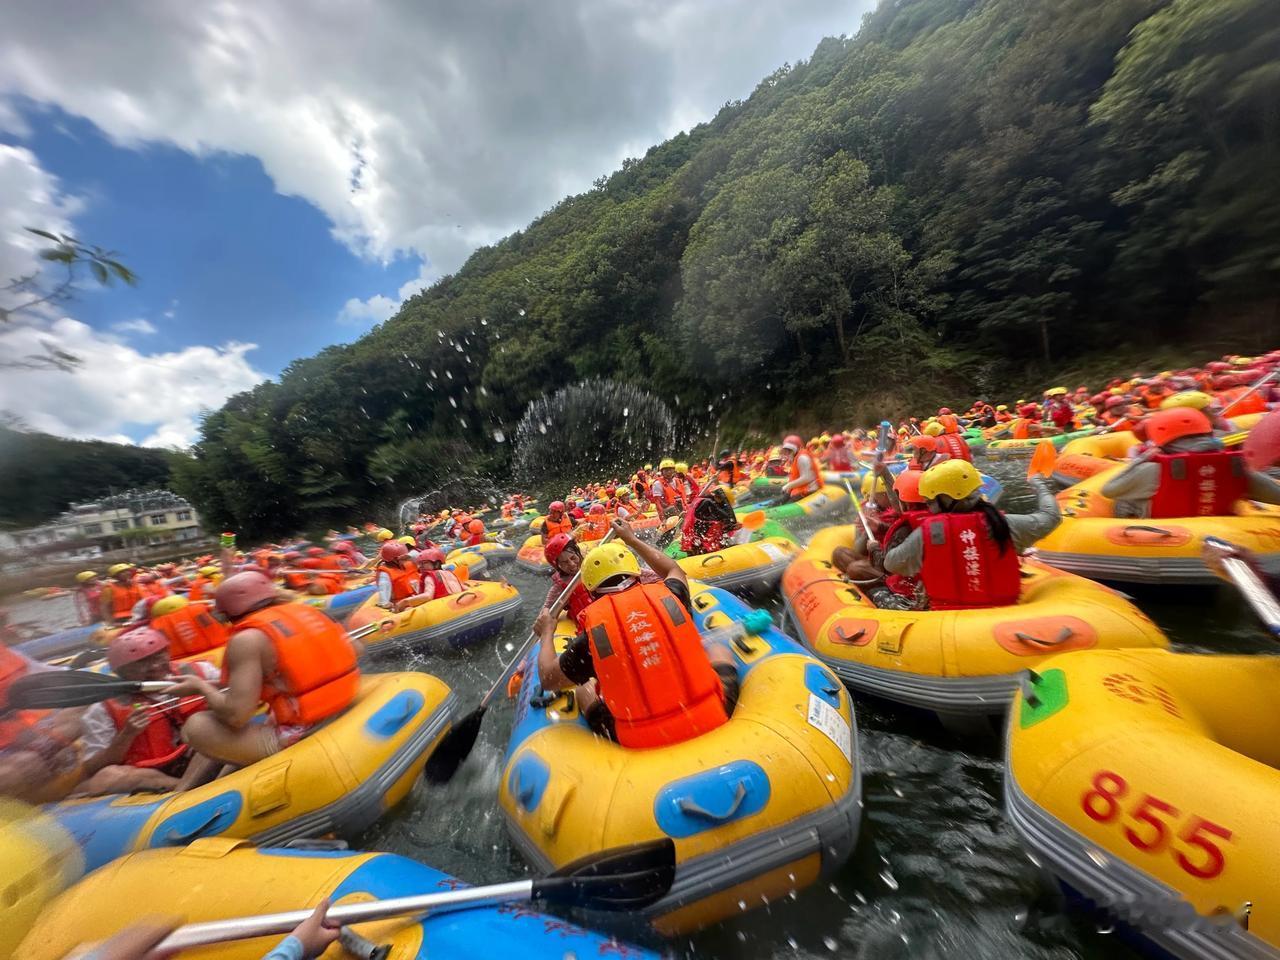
[611,518,684,584]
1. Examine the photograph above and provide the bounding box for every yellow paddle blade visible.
[1027,438,1057,479]
[740,510,766,530]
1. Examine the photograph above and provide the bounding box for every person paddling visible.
[532,518,738,747]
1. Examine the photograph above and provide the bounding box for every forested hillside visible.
[176,0,1280,537]
[0,426,173,528]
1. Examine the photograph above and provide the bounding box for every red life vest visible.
[881,511,928,599]
[911,512,1021,610]
[1148,451,1247,518]
[583,581,728,749]
[936,433,973,462]
[550,572,593,629]
[75,585,101,626]
[788,449,821,496]
[421,568,463,599]
[826,448,853,471]
[152,604,230,658]
[0,646,40,749]
[104,681,206,771]
[227,602,360,726]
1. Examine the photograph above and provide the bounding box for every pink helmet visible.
[306,546,326,557]
[549,500,565,514]
[107,627,170,670]
[418,548,446,565]
[333,541,355,553]
[380,541,409,562]
[214,570,277,619]
[589,503,606,515]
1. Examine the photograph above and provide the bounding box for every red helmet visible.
[828,434,845,446]
[1019,404,1038,417]
[893,469,925,505]
[589,503,606,515]
[214,571,276,619]
[468,519,484,533]
[283,550,302,561]
[107,627,170,671]
[380,541,409,562]
[566,499,578,509]
[938,407,952,415]
[419,548,446,565]
[306,546,326,557]
[782,434,804,451]
[549,500,565,514]
[1105,395,1128,409]
[544,532,575,565]
[1089,394,1108,407]
[333,541,355,553]
[1147,408,1212,447]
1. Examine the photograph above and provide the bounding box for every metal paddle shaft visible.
[422,527,617,783]
[842,479,877,543]
[1223,557,1280,636]
[155,836,675,951]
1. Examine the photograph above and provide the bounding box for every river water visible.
[8,460,1268,958]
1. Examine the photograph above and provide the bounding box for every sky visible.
[0,0,871,447]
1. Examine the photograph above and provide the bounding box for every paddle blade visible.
[739,510,766,531]
[537,838,677,911]
[1027,439,1057,479]
[6,670,143,709]
[421,704,487,784]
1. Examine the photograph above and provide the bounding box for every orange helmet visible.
[467,519,484,534]
[1146,408,1212,447]
[893,469,925,505]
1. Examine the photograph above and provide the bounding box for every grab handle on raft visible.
[453,590,480,606]
[1019,669,1043,708]
[700,555,726,566]
[1013,626,1074,648]
[676,780,748,822]
[1122,525,1177,539]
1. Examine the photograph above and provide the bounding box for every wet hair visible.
[935,494,1014,555]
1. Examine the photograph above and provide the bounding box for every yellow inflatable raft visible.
[445,539,516,566]
[1007,650,1277,958]
[46,671,457,871]
[515,533,551,573]
[674,536,801,595]
[500,583,860,934]
[0,801,83,960]
[1036,466,1280,584]
[781,525,1168,717]
[18,838,657,960]
[346,580,522,652]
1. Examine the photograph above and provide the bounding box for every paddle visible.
[6,670,176,710]
[1204,537,1280,637]
[842,478,877,543]
[873,422,902,513]
[422,528,618,784]
[1027,438,1058,480]
[153,837,677,953]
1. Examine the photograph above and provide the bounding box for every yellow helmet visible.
[151,595,189,618]
[75,570,97,583]
[198,565,220,577]
[923,422,944,437]
[860,472,888,496]
[820,433,831,443]
[1160,390,1212,411]
[675,461,689,473]
[580,542,641,592]
[996,404,1008,412]
[398,535,416,546]
[107,563,134,576]
[375,528,394,541]
[919,460,982,501]
[643,464,653,471]
[658,458,676,470]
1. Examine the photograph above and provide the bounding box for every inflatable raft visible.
[1035,466,1280,584]
[18,838,657,960]
[500,583,860,934]
[298,581,378,621]
[515,533,551,573]
[445,539,516,568]
[12,624,104,662]
[743,483,849,523]
[984,429,1095,459]
[666,520,801,595]
[47,671,457,871]
[1006,650,1277,959]
[346,580,522,652]
[0,801,83,959]
[781,525,1169,717]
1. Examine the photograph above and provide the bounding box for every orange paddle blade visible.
[740,510,766,530]
[1027,439,1057,479]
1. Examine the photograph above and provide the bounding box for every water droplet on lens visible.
[493,429,505,443]
[823,937,838,952]
[737,899,747,911]
[518,308,526,317]
[1097,922,1114,935]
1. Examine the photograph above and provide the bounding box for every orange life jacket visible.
[938,414,960,434]
[1010,419,1041,440]
[296,557,344,594]
[788,448,821,497]
[578,515,609,542]
[936,433,973,462]
[543,514,573,538]
[152,604,230,658]
[377,562,421,603]
[187,577,214,603]
[1148,451,1247,518]
[227,602,359,726]
[106,582,143,622]
[911,512,1021,610]
[583,581,728,749]
[104,674,206,771]
[0,646,40,750]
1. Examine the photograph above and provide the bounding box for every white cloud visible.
[112,317,156,335]
[0,1,869,297]
[0,144,81,304]
[0,317,266,448]
[336,292,397,327]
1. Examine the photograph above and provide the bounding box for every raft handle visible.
[700,555,726,566]
[1013,626,1075,648]
[676,780,748,822]
[454,590,481,606]
[1121,525,1176,538]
